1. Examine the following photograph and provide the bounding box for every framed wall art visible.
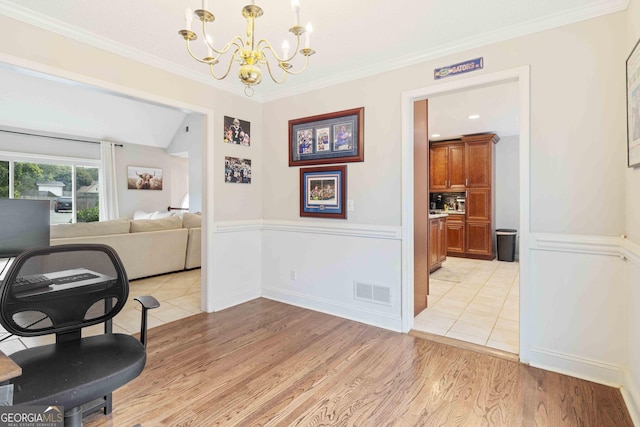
[627,37,640,167]
[225,156,252,184]
[299,165,346,219]
[224,116,251,146]
[289,107,364,166]
[127,166,163,190]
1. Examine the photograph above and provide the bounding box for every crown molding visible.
[0,0,629,103]
[260,0,630,102]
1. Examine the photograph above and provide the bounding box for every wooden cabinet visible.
[429,142,465,191]
[429,216,447,272]
[465,136,493,188]
[431,133,499,260]
[445,214,465,255]
[466,221,492,256]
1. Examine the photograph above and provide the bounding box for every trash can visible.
[496,229,517,262]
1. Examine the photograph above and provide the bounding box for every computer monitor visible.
[0,198,51,258]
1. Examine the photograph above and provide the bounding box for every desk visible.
[0,350,21,383]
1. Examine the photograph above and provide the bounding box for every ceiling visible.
[0,0,627,146]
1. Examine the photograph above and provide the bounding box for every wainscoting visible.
[208,221,639,424]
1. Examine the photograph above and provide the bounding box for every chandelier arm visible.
[256,37,302,63]
[263,59,288,85]
[279,54,312,76]
[202,25,245,57]
[208,48,239,81]
[185,40,216,64]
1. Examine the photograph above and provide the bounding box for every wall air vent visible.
[354,281,392,306]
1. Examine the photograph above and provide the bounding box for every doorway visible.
[401,66,531,362]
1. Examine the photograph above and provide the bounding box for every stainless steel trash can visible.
[496,229,517,262]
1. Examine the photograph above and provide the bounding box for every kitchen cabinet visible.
[445,214,465,255]
[429,142,465,191]
[429,215,447,272]
[432,133,499,260]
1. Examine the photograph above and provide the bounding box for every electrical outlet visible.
[290,270,297,280]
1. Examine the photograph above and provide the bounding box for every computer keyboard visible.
[54,272,99,284]
[14,274,53,291]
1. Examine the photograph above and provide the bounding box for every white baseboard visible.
[262,287,403,332]
[211,288,261,312]
[529,346,623,387]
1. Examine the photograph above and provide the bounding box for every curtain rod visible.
[0,129,123,147]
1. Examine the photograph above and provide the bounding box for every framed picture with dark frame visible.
[289,107,364,166]
[627,37,640,167]
[300,165,347,219]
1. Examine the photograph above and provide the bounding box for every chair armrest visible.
[134,296,160,348]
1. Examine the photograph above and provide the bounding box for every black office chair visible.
[0,243,159,426]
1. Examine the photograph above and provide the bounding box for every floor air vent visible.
[354,281,391,306]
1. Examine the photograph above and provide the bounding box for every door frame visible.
[401,66,531,363]
[0,52,216,313]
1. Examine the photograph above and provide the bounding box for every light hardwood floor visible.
[83,298,632,427]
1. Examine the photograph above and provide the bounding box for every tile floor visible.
[414,257,520,354]
[0,268,203,356]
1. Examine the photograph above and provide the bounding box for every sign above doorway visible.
[434,57,484,80]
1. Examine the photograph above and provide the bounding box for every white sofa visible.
[50,213,201,280]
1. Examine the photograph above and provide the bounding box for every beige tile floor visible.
[0,268,202,356]
[414,257,520,354]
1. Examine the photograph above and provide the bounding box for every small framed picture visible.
[224,116,251,146]
[300,165,346,219]
[225,156,251,184]
[127,166,163,190]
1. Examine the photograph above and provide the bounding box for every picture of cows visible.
[127,166,163,190]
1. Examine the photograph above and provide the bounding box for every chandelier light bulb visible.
[292,0,301,26]
[282,40,290,59]
[305,22,313,48]
[206,34,214,57]
[202,0,208,11]
[184,7,193,31]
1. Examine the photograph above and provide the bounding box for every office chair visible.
[0,243,160,427]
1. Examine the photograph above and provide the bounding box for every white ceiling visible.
[0,0,627,145]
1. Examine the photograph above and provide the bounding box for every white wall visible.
[624,0,640,423]
[114,144,175,218]
[495,135,520,258]
[168,114,204,212]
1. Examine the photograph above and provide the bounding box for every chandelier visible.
[179,0,315,96]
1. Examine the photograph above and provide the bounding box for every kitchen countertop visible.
[429,210,465,218]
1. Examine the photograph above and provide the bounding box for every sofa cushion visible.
[50,219,131,239]
[182,212,201,229]
[130,215,183,233]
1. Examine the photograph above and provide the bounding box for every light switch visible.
[347,200,354,211]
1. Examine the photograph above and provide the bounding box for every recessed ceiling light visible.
[431,133,440,138]
[468,114,480,120]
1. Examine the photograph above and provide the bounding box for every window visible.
[0,156,100,224]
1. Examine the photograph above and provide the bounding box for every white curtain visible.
[99,141,120,221]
